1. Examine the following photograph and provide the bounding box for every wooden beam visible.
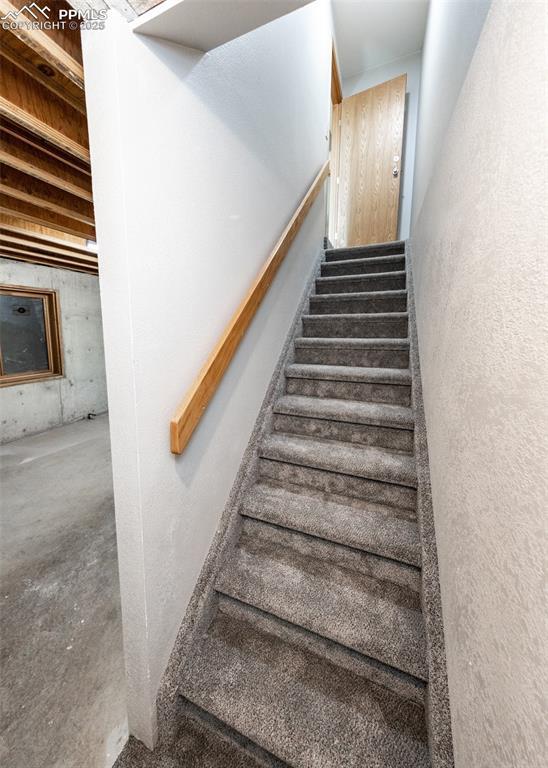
[0,165,95,225]
[0,234,98,263]
[170,160,330,454]
[0,56,90,161]
[0,129,93,201]
[0,1,84,89]
[0,194,96,240]
[0,219,95,252]
[0,247,98,273]
[0,30,86,115]
[1,122,91,177]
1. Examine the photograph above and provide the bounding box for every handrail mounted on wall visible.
[170,160,330,454]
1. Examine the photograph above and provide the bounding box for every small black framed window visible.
[0,284,63,387]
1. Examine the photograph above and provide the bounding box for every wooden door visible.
[333,74,406,247]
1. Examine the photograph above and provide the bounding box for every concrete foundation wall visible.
[0,258,108,443]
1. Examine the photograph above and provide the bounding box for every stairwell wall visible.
[82,2,332,747]
[410,1,547,766]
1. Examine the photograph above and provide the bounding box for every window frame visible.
[0,284,64,387]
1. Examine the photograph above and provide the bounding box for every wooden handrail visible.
[170,160,330,454]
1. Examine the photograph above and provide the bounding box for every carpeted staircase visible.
[118,240,433,767]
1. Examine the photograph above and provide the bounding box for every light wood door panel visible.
[335,74,406,247]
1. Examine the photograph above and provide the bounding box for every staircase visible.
[117,240,432,767]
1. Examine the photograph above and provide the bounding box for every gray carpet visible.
[117,241,435,767]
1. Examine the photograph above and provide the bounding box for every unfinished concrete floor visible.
[0,415,127,768]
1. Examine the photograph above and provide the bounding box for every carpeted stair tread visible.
[316,271,406,294]
[285,363,411,385]
[115,702,286,768]
[260,434,417,488]
[273,395,414,429]
[321,254,405,277]
[180,608,429,768]
[241,480,420,565]
[310,289,407,314]
[302,313,408,339]
[293,336,410,368]
[294,337,409,350]
[325,240,406,262]
[217,594,426,705]
[216,520,427,679]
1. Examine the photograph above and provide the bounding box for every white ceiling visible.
[332,0,429,81]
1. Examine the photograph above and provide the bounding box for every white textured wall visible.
[82,2,331,746]
[344,51,422,240]
[412,0,491,225]
[411,1,548,766]
[0,258,108,442]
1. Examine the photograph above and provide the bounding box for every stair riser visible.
[286,377,411,406]
[217,595,426,705]
[273,413,414,452]
[310,294,407,314]
[302,316,408,339]
[316,274,406,294]
[321,258,405,277]
[258,459,417,511]
[294,346,410,368]
[237,519,421,593]
[242,504,421,568]
[325,242,405,262]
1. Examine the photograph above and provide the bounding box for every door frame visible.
[328,43,342,246]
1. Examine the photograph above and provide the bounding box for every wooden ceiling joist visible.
[0,219,98,275]
[0,247,98,273]
[0,218,95,253]
[1,56,90,162]
[0,1,85,89]
[0,30,86,115]
[1,164,95,224]
[0,1,96,272]
[0,194,96,240]
[0,129,92,201]
[0,233,97,261]
[1,122,91,177]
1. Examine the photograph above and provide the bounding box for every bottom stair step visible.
[116,698,286,767]
[180,604,429,768]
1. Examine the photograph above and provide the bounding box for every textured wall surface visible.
[412,2,547,766]
[0,258,108,442]
[82,1,331,745]
[344,51,422,241]
[412,0,491,226]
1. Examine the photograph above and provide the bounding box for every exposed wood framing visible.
[0,30,86,114]
[0,0,84,88]
[0,129,93,201]
[0,4,96,273]
[0,56,90,161]
[1,165,95,224]
[0,194,96,240]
